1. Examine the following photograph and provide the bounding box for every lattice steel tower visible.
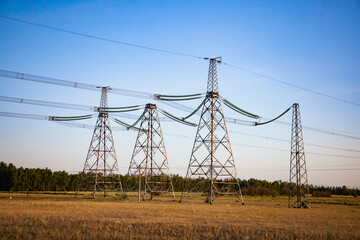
[179,58,244,204]
[126,103,175,202]
[289,103,310,208]
[76,87,123,198]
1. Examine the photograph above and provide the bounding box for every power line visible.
[2,109,358,159]
[229,130,360,153]
[267,119,360,141]
[1,69,359,140]
[222,62,360,107]
[1,99,356,153]
[0,95,97,112]
[231,143,360,159]
[238,168,360,172]
[164,132,360,159]
[1,14,358,108]
[0,69,156,99]
[0,15,205,60]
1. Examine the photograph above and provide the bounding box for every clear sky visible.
[0,0,359,187]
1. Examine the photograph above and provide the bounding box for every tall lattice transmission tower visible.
[76,87,123,198]
[179,58,244,204]
[289,103,310,208]
[126,103,175,202]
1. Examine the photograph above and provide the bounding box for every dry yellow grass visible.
[0,192,359,239]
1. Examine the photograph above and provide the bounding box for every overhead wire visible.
[163,132,360,159]
[229,130,360,153]
[155,93,205,101]
[0,95,98,112]
[0,111,96,122]
[221,97,259,119]
[271,119,360,141]
[254,106,292,126]
[0,15,205,60]
[1,110,358,159]
[1,14,358,107]
[55,121,132,131]
[0,69,201,101]
[238,168,360,172]
[222,62,360,107]
[3,69,357,137]
[230,143,360,159]
[181,99,205,120]
[158,108,197,127]
[0,69,156,99]
[0,95,176,122]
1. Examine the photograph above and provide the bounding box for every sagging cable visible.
[255,106,291,126]
[110,114,143,131]
[103,107,143,113]
[225,117,257,126]
[156,93,205,101]
[158,96,203,101]
[100,105,143,110]
[50,114,96,121]
[159,109,197,127]
[221,97,259,119]
[182,99,205,120]
[55,122,134,131]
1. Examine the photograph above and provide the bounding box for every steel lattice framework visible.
[126,103,175,201]
[179,58,244,204]
[289,103,310,208]
[76,87,123,198]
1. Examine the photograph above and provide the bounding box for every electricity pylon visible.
[179,57,244,205]
[289,103,310,208]
[76,87,123,198]
[126,103,175,202]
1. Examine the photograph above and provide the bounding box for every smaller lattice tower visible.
[76,87,123,198]
[126,103,175,201]
[179,57,244,204]
[289,103,310,208]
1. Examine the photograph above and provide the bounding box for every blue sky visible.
[0,0,359,187]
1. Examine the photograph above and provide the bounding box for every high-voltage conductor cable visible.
[163,132,360,159]
[0,15,206,60]
[0,95,175,121]
[1,15,358,107]
[228,130,360,153]
[158,107,197,127]
[220,99,360,140]
[237,168,360,172]
[4,100,353,153]
[3,109,355,159]
[221,97,260,119]
[160,97,258,126]
[222,62,360,107]
[0,69,203,101]
[0,111,96,121]
[268,119,360,141]
[1,69,357,137]
[0,69,280,127]
[0,111,132,131]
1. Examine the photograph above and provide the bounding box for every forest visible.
[0,161,359,197]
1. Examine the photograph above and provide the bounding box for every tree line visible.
[0,162,359,197]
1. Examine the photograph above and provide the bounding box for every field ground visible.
[0,192,359,239]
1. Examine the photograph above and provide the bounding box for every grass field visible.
[0,192,359,239]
